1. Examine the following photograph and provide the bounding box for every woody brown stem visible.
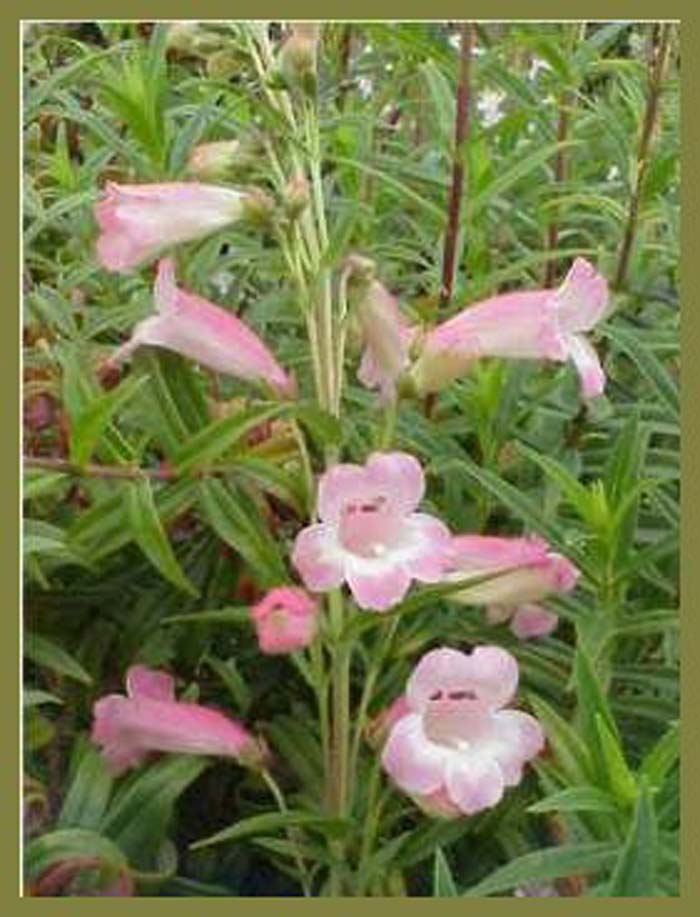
[544,97,571,287]
[613,23,673,291]
[439,22,474,312]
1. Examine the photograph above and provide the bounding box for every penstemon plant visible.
[23,20,679,897]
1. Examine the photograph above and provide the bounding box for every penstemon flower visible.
[91,665,266,775]
[411,257,609,399]
[444,534,579,612]
[95,181,257,273]
[381,647,544,817]
[356,281,416,403]
[109,258,296,398]
[251,587,319,654]
[291,452,451,611]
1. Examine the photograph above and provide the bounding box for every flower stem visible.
[262,769,313,896]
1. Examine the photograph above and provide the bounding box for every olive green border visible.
[3,1,692,913]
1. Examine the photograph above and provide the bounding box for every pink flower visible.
[291,452,451,612]
[508,604,559,640]
[95,181,247,273]
[251,587,319,654]
[382,647,544,817]
[356,280,416,403]
[110,258,295,398]
[445,534,580,607]
[411,258,608,399]
[91,665,265,776]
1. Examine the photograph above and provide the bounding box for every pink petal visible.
[345,558,412,611]
[481,709,545,784]
[448,535,550,574]
[405,513,452,582]
[566,333,606,399]
[126,665,175,702]
[291,523,346,591]
[251,587,319,654]
[365,452,426,514]
[555,258,609,332]
[468,646,520,708]
[317,464,373,524]
[510,605,559,640]
[406,648,480,711]
[382,713,447,794]
[356,281,414,402]
[444,752,505,814]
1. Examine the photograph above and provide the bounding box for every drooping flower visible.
[109,258,296,398]
[91,665,266,775]
[251,587,319,654]
[356,283,415,403]
[291,452,451,612]
[411,258,609,399]
[381,647,544,817]
[95,181,252,273]
[444,534,579,609]
[499,603,559,640]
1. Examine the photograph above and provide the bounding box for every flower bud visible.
[240,188,277,228]
[166,21,226,57]
[278,22,320,94]
[282,174,311,218]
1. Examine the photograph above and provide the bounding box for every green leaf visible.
[25,828,129,887]
[23,689,64,708]
[205,655,252,714]
[528,695,593,783]
[190,811,349,851]
[462,842,618,897]
[528,785,618,815]
[69,374,148,467]
[607,781,659,896]
[595,713,638,807]
[174,403,292,474]
[101,755,208,868]
[58,743,114,831]
[126,479,199,596]
[160,606,251,626]
[433,847,459,896]
[573,645,620,782]
[25,633,92,685]
[639,722,679,791]
[603,325,679,421]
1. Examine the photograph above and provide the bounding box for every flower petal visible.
[317,464,372,524]
[566,333,606,399]
[476,709,545,784]
[510,605,559,640]
[291,523,346,592]
[444,751,505,815]
[404,513,452,582]
[365,452,425,514]
[555,258,608,332]
[382,713,448,794]
[468,646,520,709]
[406,648,477,711]
[126,665,175,702]
[345,558,411,611]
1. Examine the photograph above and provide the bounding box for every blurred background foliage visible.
[22,21,679,896]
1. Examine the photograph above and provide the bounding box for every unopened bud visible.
[241,188,277,228]
[206,50,239,80]
[343,253,377,287]
[282,174,310,218]
[278,22,320,94]
[188,140,243,182]
[166,21,226,57]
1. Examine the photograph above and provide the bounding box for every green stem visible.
[355,759,385,896]
[262,769,313,896]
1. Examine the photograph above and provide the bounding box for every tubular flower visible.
[411,258,609,399]
[291,452,451,612]
[95,181,250,273]
[91,665,265,776]
[381,647,544,818]
[109,258,295,398]
[444,534,580,607]
[251,587,319,654]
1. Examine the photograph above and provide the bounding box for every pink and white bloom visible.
[95,181,248,273]
[487,602,559,640]
[356,280,416,403]
[382,647,544,817]
[251,586,319,654]
[411,258,609,399]
[110,258,295,398]
[445,534,580,607]
[91,665,265,775]
[291,452,451,612]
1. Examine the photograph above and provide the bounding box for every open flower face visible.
[445,534,580,607]
[110,258,295,398]
[96,181,247,273]
[382,647,544,817]
[291,452,451,611]
[411,258,608,399]
[91,665,264,775]
[251,587,319,654]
